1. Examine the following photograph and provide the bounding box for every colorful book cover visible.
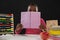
[0,14,14,34]
[46,20,58,28]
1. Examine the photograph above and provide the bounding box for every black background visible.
[0,0,60,29]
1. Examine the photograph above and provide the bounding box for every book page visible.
[31,12,40,28]
[21,12,30,28]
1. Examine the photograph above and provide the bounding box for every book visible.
[46,20,58,28]
[0,14,14,34]
[46,20,60,36]
[21,12,41,28]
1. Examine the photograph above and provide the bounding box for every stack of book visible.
[0,14,14,34]
[46,20,60,36]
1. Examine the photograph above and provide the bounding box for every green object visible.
[7,30,13,32]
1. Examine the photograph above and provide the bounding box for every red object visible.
[7,14,13,16]
[40,32,50,40]
[41,18,46,28]
[25,28,41,34]
[15,28,41,34]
